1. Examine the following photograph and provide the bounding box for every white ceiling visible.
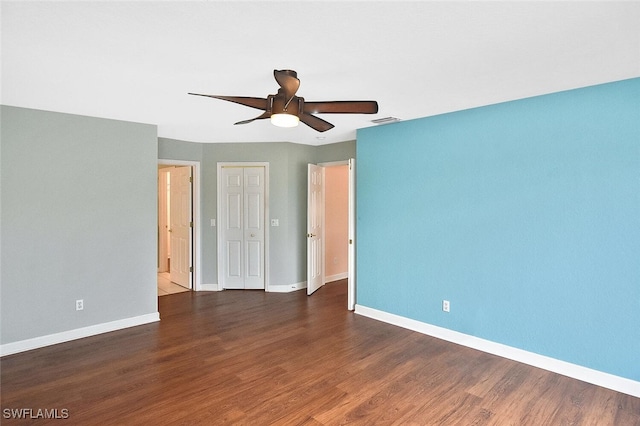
[2,1,639,146]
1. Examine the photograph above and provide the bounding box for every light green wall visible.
[316,141,356,164]
[0,105,351,346]
[158,138,355,287]
[1,106,158,344]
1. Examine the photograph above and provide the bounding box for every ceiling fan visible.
[189,69,379,132]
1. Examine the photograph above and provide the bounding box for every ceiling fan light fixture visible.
[190,69,378,132]
[271,113,299,128]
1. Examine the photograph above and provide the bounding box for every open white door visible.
[347,158,356,310]
[169,166,192,288]
[157,169,170,273]
[307,164,324,295]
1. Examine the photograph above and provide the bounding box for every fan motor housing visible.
[268,94,304,116]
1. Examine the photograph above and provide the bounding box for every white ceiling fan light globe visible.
[270,113,300,128]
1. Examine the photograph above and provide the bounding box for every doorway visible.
[307,159,355,309]
[157,160,201,294]
[324,164,350,283]
[217,162,269,291]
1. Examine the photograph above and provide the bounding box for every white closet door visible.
[243,167,265,289]
[220,166,265,290]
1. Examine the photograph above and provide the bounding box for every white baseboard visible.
[200,283,305,292]
[325,272,348,283]
[199,283,221,291]
[0,312,160,357]
[268,281,307,293]
[355,304,640,398]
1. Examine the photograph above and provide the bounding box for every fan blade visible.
[299,113,334,132]
[273,70,300,100]
[234,111,271,125]
[188,93,268,110]
[304,101,378,114]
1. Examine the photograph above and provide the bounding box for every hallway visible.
[157,272,189,296]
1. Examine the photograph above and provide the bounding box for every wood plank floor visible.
[1,280,638,425]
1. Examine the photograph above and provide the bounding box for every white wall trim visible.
[355,304,640,398]
[0,313,160,357]
[325,272,348,283]
[269,281,307,293]
[200,283,222,292]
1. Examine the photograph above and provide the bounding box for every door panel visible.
[227,240,242,278]
[157,169,170,273]
[247,241,261,276]
[307,164,324,295]
[246,193,261,228]
[221,167,245,289]
[228,194,241,229]
[244,167,265,289]
[169,166,192,288]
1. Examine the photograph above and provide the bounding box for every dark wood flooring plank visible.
[1,280,638,425]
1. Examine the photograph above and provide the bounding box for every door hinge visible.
[189,266,193,272]
[349,239,353,244]
[190,221,193,228]
[189,176,193,183]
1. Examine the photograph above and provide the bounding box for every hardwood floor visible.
[1,280,638,425]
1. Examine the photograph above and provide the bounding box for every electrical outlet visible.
[76,299,84,311]
[442,300,450,313]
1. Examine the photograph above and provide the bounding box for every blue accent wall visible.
[356,78,640,381]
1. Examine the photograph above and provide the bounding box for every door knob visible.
[251,233,255,237]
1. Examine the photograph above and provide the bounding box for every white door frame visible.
[217,162,270,292]
[158,159,202,291]
[318,159,356,310]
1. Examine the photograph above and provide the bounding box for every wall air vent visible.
[371,117,400,124]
